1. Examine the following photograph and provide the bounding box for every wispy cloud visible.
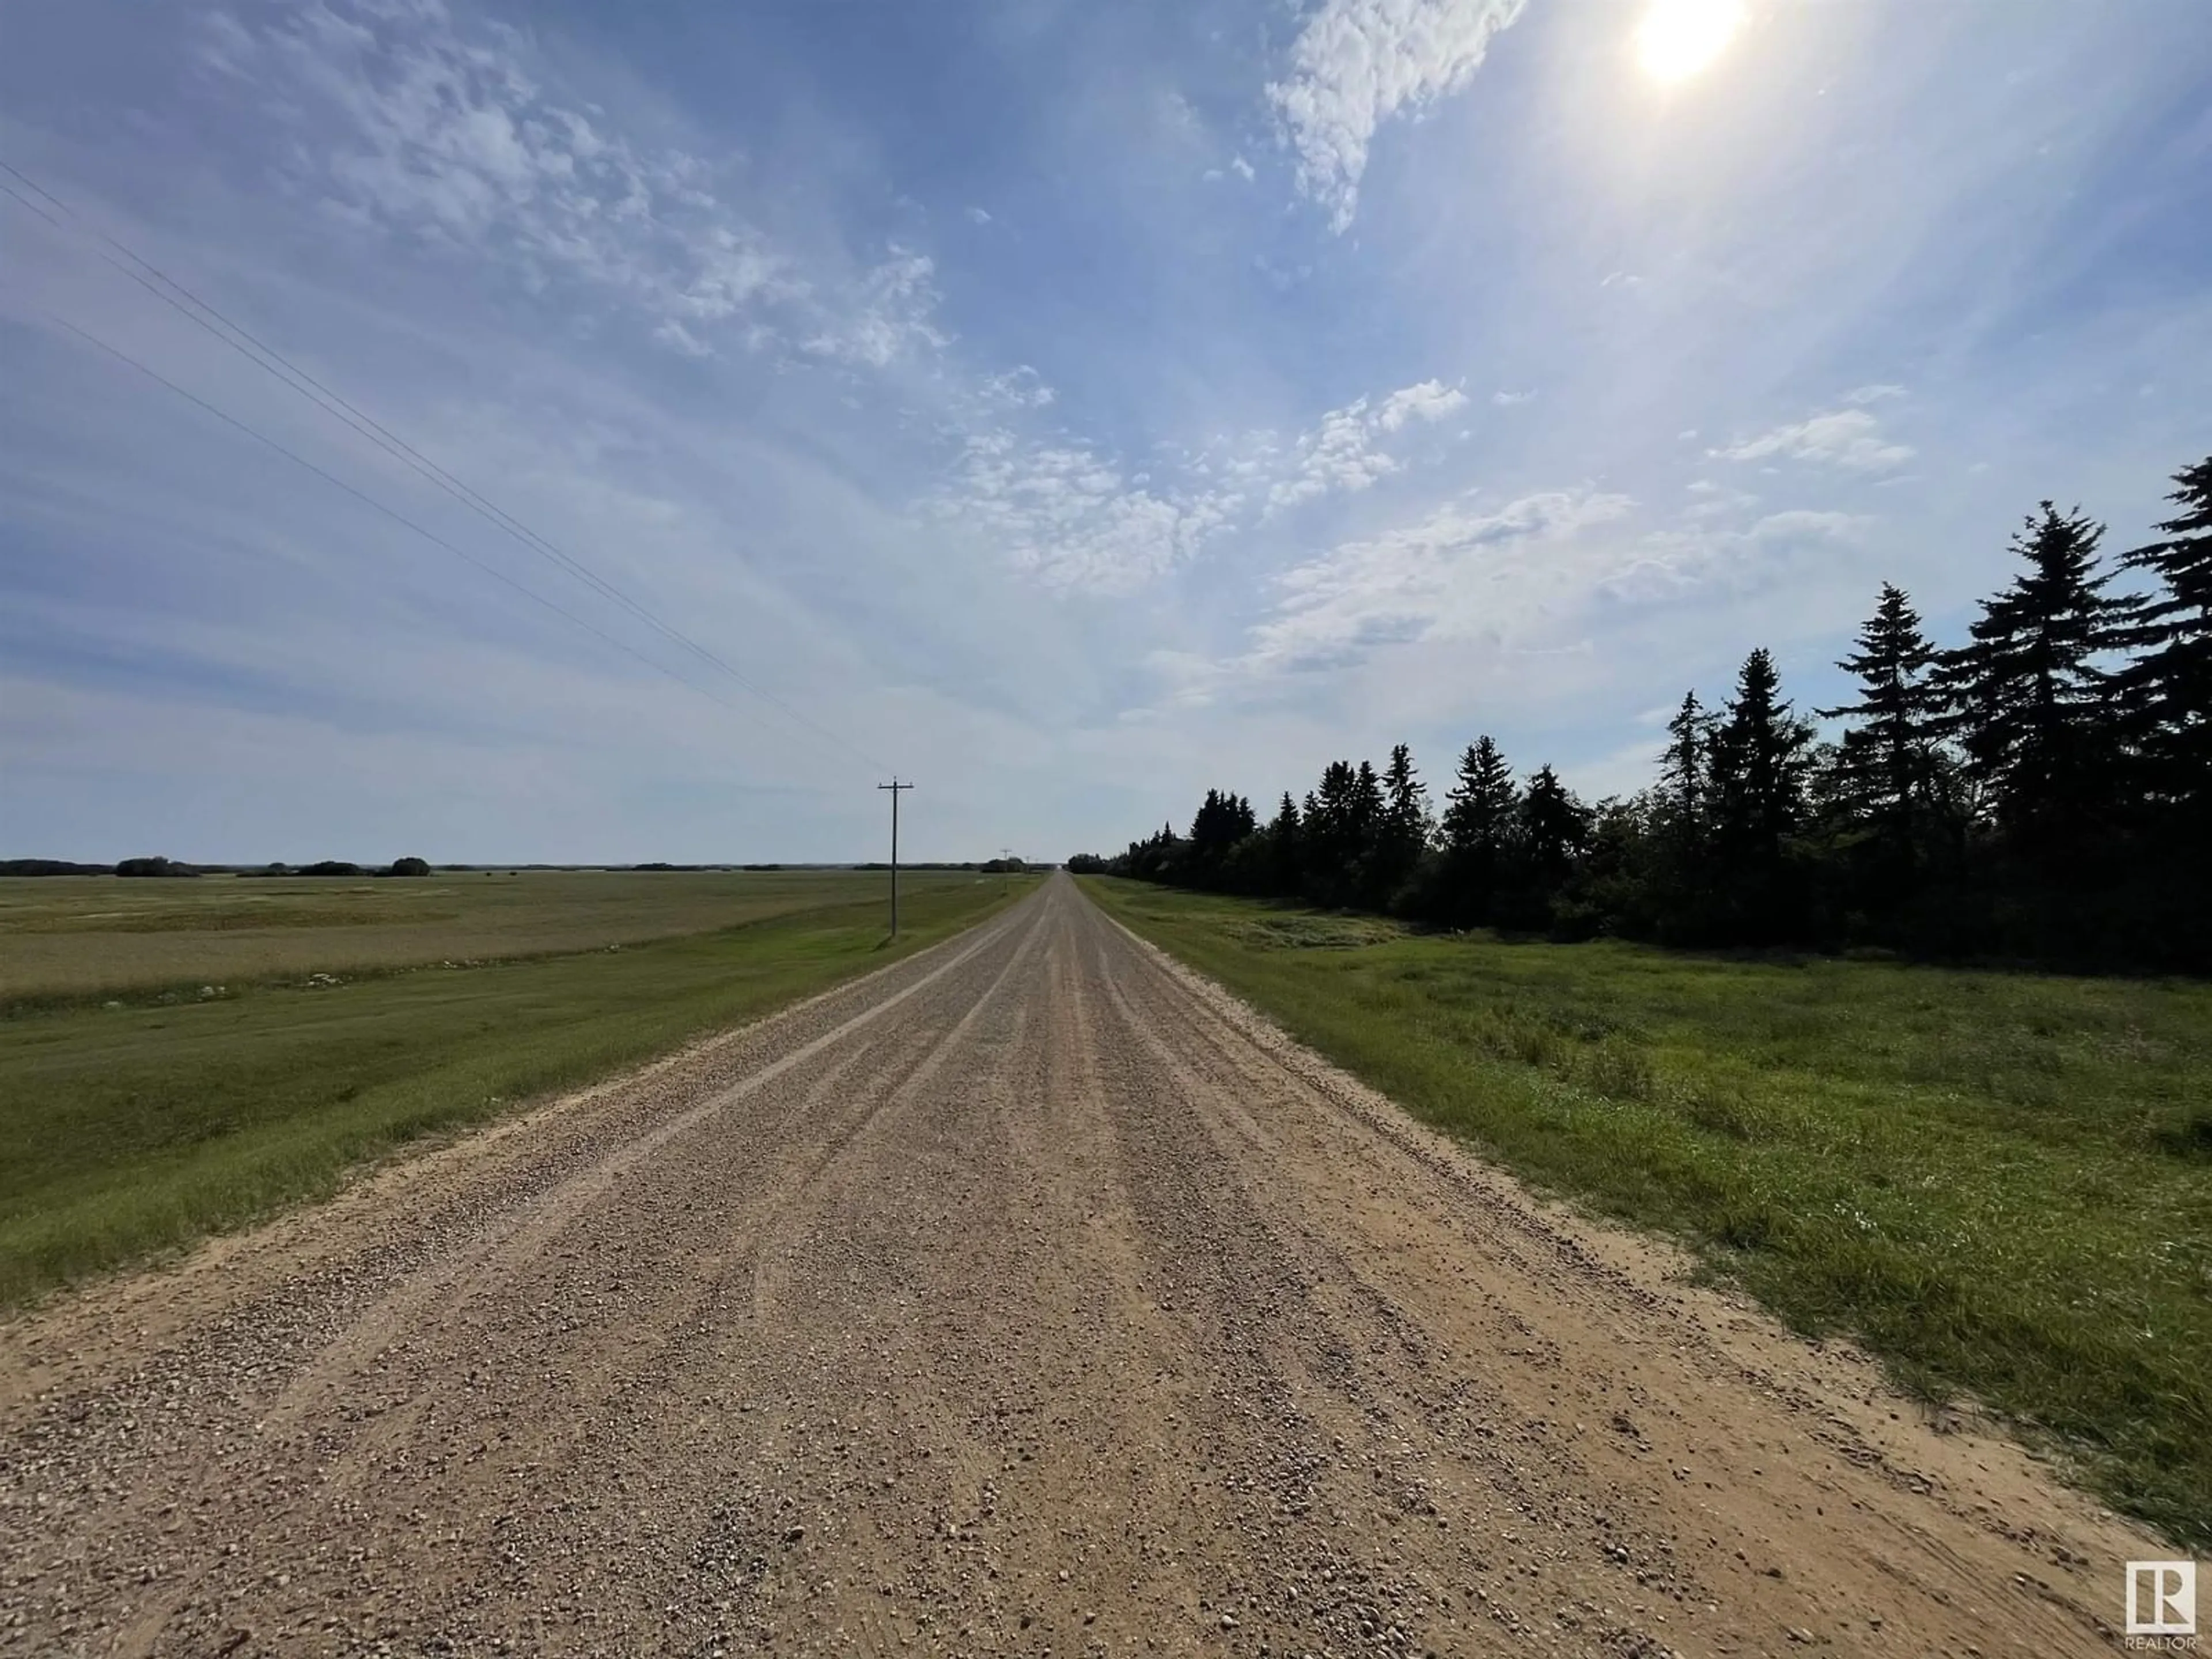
[1267,378,1467,512]
[209,1,941,368]
[1267,0,1530,232]
[933,430,1238,596]
[1244,486,1635,675]
[1710,406,1915,473]
[799,247,948,367]
[1376,378,1469,430]
[1615,507,1869,603]
[934,377,1469,590]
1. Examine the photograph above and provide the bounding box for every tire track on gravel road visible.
[0,873,2176,1657]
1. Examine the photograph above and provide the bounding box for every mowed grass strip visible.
[0,868,981,1001]
[1081,877,2212,1547]
[0,875,1033,1308]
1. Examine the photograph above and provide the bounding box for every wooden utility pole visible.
[878,778,914,935]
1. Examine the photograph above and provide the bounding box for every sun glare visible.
[1636,0,1747,84]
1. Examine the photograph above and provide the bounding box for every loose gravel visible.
[0,874,2163,1656]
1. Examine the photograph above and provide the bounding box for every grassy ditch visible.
[1081,876,2212,1547]
[0,874,1032,1307]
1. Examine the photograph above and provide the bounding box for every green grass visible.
[1081,877,2212,1547]
[0,873,1033,1308]
[0,868,993,1000]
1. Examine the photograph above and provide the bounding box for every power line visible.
[34,305,745,707]
[0,159,888,772]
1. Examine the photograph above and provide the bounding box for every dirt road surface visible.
[0,875,2168,1656]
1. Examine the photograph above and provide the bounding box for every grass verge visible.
[0,877,1033,1308]
[1081,877,2212,1547]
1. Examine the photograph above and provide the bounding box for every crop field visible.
[0,868,994,1001]
[1082,876,2212,1546]
[0,869,1034,1305]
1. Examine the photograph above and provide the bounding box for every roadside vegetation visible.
[0,870,1032,1307]
[1073,459,2212,973]
[1083,876,2212,1547]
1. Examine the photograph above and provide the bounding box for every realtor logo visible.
[2128,1561,2197,1642]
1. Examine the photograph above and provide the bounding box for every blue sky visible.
[3,0,2208,863]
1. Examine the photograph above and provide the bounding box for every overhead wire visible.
[33,306,753,709]
[0,160,888,772]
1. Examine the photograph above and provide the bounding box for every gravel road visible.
[0,874,2165,1656]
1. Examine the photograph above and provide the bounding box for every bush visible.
[381,857,431,877]
[298,861,365,878]
[115,857,199,878]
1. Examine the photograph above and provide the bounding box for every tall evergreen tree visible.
[1711,648,1812,866]
[1438,737,1518,926]
[1304,761,1363,905]
[1102,460,2212,970]
[1370,743,1430,905]
[1351,760,1385,840]
[1819,584,1945,847]
[1517,764,1591,904]
[1264,791,1303,895]
[2118,456,2212,822]
[1657,691,1710,838]
[1940,502,2131,861]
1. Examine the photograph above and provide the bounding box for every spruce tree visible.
[1517,764,1590,899]
[1940,502,2130,861]
[1819,584,1945,846]
[1370,743,1430,904]
[1657,691,1710,838]
[1266,791,1302,896]
[1305,761,1363,905]
[1438,737,1518,926]
[2118,456,2212,820]
[1711,648,1812,864]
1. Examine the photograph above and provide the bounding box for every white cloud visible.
[1245,487,1635,672]
[931,430,1241,595]
[1710,407,1915,472]
[1376,378,1469,430]
[965,205,993,225]
[1266,0,1529,233]
[1231,155,1257,181]
[1492,388,1535,407]
[219,1,948,369]
[801,247,948,366]
[1270,400,1402,512]
[1268,378,1468,512]
[979,365,1057,410]
[932,376,1469,589]
[1683,478,1758,519]
[1842,383,1907,404]
[1616,506,1868,601]
[651,319,713,359]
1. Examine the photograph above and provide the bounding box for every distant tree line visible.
[0,857,435,878]
[1079,459,2212,971]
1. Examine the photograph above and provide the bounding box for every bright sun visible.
[1636,0,1747,84]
